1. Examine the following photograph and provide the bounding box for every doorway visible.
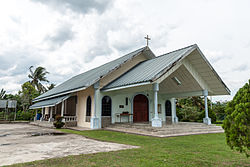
[133,94,149,122]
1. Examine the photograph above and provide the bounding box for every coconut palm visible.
[28,66,49,93]
[0,88,6,99]
[47,83,56,90]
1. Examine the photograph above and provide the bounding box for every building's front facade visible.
[30,44,230,129]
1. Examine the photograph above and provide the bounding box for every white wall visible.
[102,90,170,124]
[76,87,95,128]
[75,84,173,127]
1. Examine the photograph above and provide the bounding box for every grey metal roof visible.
[102,44,197,90]
[34,46,154,102]
[30,94,70,109]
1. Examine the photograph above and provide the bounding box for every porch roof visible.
[102,45,196,90]
[102,44,230,96]
[29,94,70,109]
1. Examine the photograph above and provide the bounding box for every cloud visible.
[0,47,42,76]
[32,0,113,14]
[83,26,112,63]
[44,23,74,50]
[233,64,248,72]
[1,0,250,102]
[9,15,22,24]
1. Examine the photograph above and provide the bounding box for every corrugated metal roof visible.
[30,94,70,109]
[34,46,154,101]
[102,44,197,90]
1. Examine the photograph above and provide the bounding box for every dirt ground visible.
[0,123,138,166]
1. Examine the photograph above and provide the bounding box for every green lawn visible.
[11,130,249,167]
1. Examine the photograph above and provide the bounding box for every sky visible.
[0,0,249,102]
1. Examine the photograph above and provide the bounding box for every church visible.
[30,44,230,129]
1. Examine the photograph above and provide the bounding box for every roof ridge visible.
[33,46,149,101]
[156,44,197,58]
[102,44,198,90]
[69,46,147,80]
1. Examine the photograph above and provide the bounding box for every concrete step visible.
[108,125,222,130]
[107,127,223,134]
[105,122,224,137]
[109,123,220,128]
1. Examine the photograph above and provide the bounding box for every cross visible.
[144,35,151,47]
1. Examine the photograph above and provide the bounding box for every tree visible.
[28,66,49,93]
[176,96,216,123]
[223,80,250,157]
[47,83,56,90]
[213,101,227,121]
[0,88,6,99]
[19,82,39,112]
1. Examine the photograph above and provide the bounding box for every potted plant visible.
[53,115,65,129]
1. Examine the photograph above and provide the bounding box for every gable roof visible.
[102,44,196,90]
[102,44,230,95]
[34,46,155,102]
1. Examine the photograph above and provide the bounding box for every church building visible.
[30,44,230,129]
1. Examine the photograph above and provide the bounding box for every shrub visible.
[16,110,35,121]
[53,121,65,129]
[177,106,201,122]
[223,80,250,157]
[212,102,227,121]
[198,109,217,123]
[53,115,65,129]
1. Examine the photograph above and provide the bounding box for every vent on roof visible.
[172,77,182,85]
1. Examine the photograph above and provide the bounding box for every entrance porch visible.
[31,95,78,127]
[105,122,224,137]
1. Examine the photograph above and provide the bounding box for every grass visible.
[10,130,249,167]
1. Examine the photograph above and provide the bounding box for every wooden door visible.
[133,94,149,122]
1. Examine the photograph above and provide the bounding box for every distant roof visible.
[103,44,196,90]
[34,46,155,102]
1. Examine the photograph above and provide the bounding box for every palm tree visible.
[28,66,49,93]
[47,83,56,90]
[0,88,6,99]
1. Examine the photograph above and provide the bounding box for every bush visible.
[176,105,216,123]
[53,121,65,129]
[212,102,227,121]
[198,109,217,123]
[53,115,65,129]
[16,110,35,121]
[223,80,250,157]
[177,106,201,122]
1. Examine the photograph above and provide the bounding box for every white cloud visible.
[0,0,249,102]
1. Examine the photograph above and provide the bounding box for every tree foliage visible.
[223,80,250,157]
[213,101,227,121]
[0,88,6,99]
[176,96,216,123]
[28,66,49,93]
[47,83,56,90]
[19,82,39,112]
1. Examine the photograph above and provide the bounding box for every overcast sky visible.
[0,0,249,101]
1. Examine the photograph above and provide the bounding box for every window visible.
[86,96,91,116]
[102,96,112,116]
